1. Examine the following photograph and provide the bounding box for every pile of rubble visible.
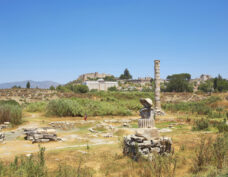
[24,127,61,143]
[0,122,10,130]
[123,133,172,160]
[0,133,5,142]
[49,121,76,129]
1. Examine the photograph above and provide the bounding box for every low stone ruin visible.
[0,133,5,142]
[123,98,172,160]
[49,121,76,130]
[0,122,10,130]
[24,127,61,143]
[89,123,114,133]
[123,133,172,160]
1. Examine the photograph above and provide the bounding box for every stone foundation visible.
[135,128,159,139]
[24,127,61,143]
[123,133,172,160]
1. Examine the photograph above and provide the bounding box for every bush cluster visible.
[192,118,209,131]
[0,100,22,125]
[192,134,228,174]
[46,98,132,117]
[25,101,47,112]
[0,147,94,177]
[56,84,89,93]
[162,96,227,118]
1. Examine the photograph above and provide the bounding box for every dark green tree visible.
[49,85,55,90]
[67,84,89,93]
[198,80,214,92]
[26,81,31,89]
[108,86,118,91]
[165,73,193,92]
[104,76,116,81]
[213,75,228,92]
[119,68,132,80]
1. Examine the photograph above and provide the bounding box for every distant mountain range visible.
[0,80,60,89]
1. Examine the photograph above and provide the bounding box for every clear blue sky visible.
[0,0,227,84]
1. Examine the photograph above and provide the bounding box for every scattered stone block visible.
[123,131,172,160]
[0,133,5,142]
[24,127,61,143]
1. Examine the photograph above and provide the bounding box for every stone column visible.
[154,60,161,112]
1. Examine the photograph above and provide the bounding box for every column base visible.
[138,118,155,128]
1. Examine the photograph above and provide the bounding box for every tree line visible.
[163,73,228,92]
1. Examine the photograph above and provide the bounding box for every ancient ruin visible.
[154,60,165,115]
[123,98,172,160]
[24,127,61,143]
[0,133,5,142]
[138,98,155,128]
[0,122,10,130]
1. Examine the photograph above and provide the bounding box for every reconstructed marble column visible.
[138,98,155,128]
[154,60,161,112]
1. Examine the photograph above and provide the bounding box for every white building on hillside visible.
[83,79,118,91]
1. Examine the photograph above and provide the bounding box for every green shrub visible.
[70,85,89,93]
[0,100,19,106]
[216,122,228,133]
[192,118,209,131]
[162,96,224,118]
[25,101,47,112]
[46,99,84,117]
[108,86,118,91]
[0,146,47,176]
[49,85,55,90]
[0,147,94,177]
[46,98,132,117]
[192,134,228,174]
[0,101,22,125]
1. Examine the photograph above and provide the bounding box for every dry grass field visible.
[0,91,227,176]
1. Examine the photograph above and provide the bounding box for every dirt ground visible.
[0,111,219,177]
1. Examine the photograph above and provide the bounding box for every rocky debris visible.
[49,120,96,129]
[101,133,113,138]
[24,127,61,143]
[88,128,97,133]
[0,133,5,142]
[49,121,76,130]
[0,122,11,130]
[168,122,184,128]
[123,123,130,128]
[159,128,173,133]
[154,110,165,116]
[123,133,172,160]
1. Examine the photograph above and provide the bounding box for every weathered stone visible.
[123,123,130,127]
[135,128,159,139]
[151,147,160,153]
[24,127,59,143]
[123,134,172,160]
[33,134,43,139]
[89,128,97,133]
[154,60,165,116]
[159,128,172,133]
